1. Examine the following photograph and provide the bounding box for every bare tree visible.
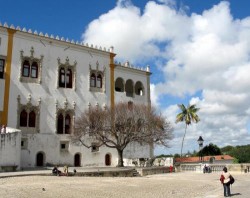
[72,102,173,167]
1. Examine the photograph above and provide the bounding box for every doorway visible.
[74,153,81,167]
[105,153,111,166]
[36,152,44,166]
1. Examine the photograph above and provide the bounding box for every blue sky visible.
[1,0,250,155]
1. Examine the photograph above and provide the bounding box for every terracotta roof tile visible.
[175,155,234,163]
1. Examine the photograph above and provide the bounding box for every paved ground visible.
[0,168,249,198]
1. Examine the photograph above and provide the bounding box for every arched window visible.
[22,60,30,77]
[135,81,144,96]
[31,62,38,78]
[20,110,28,127]
[125,79,134,97]
[59,68,65,87]
[115,78,124,92]
[29,111,36,127]
[66,69,72,88]
[96,74,102,88]
[65,114,71,134]
[90,73,96,87]
[57,114,64,134]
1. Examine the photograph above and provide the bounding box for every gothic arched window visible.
[31,62,38,78]
[65,114,71,134]
[22,60,30,77]
[59,68,65,87]
[20,110,28,127]
[57,114,64,134]
[90,73,96,87]
[29,111,36,127]
[97,74,102,88]
[66,69,72,88]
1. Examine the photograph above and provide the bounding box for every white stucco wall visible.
[0,128,21,169]
[1,26,152,168]
[8,31,111,131]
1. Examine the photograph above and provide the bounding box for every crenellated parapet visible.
[115,60,150,73]
[0,22,114,53]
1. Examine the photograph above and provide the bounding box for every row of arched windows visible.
[19,109,73,134]
[115,78,144,97]
[21,60,104,91]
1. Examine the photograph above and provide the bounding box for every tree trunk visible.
[180,124,187,157]
[117,149,124,167]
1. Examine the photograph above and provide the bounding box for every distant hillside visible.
[221,144,250,163]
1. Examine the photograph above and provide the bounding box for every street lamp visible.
[197,136,204,163]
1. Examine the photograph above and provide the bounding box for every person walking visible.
[220,167,231,197]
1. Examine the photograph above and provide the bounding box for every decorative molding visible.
[16,94,41,133]
[55,98,75,134]
[19,46,44,84]
[57,56,77,90]
[89,61,106,93]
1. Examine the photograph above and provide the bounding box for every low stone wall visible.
[136,166,171,176]
[177,163,250,173]
[74,169,135,177]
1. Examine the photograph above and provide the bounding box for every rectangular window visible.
[0,59,5,79]
[61,144,66,149]
[21,138,28,149]
[60,141,69,152]
[91,144,99,152]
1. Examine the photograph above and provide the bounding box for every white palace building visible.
[0,23,152,170]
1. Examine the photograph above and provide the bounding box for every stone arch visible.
[135,81,144,96]
[115,77,124,92]
[125,79,134,97]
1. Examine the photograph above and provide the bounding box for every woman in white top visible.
[221,167,231,197]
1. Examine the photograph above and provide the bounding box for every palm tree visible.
[176,104,200,157]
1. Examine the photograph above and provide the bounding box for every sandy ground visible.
[0,172,249,198]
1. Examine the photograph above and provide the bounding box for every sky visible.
[1,0,250,155]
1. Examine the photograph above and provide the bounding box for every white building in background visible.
[0,23,152,169]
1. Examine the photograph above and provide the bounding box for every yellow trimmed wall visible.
[2,29,16,125]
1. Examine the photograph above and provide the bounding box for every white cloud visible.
[82,0,250,155]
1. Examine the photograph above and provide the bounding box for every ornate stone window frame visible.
[19,47,43,84]
[17,94,41,133]
[89,61,106,93]
[55,99,76,134]
[57,57,77,90]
